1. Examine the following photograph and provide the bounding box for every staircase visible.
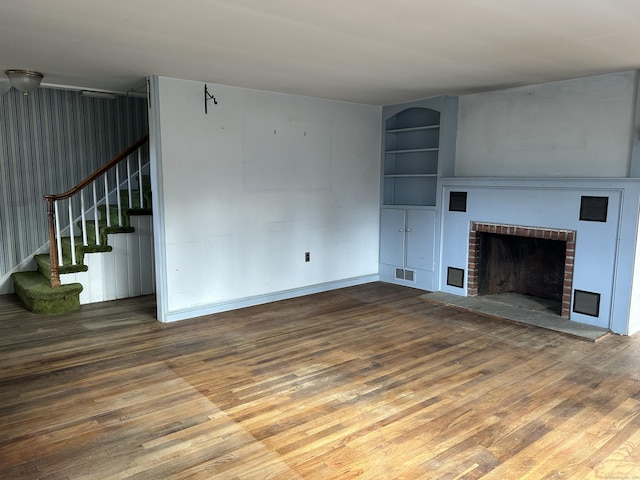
[12,136,152,314]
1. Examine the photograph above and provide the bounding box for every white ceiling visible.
[1,0,639,105]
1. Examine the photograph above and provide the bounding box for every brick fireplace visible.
[467,222,576,318]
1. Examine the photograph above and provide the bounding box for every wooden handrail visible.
[44,134,149,288]
[44,134,149,202]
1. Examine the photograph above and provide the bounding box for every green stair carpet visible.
[12,271,83,315]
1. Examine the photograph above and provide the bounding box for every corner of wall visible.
[628,70,640,178]
[147,75,167,323]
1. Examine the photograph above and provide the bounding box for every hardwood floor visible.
[2,282,640,479]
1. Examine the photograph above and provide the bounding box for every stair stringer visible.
[60,215,155,304]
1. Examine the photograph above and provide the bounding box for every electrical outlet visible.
[305,252,310,262]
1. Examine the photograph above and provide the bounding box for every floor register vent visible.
[395,268,415,281]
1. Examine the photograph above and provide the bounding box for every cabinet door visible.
[380,209,406,267]
[406,209,436,272]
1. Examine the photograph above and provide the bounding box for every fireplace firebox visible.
[468,222,575,318]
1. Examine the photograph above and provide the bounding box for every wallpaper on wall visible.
[0,87,148,278]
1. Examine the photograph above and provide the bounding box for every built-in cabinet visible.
[380,208,436,282]
[379,96,458,291]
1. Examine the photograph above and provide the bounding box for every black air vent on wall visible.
[449,191,467,212]
[580,196,608,222]
[447,267,465,288]
[573,290,601,317]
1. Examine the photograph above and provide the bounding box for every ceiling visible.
[1,0,639,105]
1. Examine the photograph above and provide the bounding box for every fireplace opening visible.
[478,233,566,315]
[468,223,575,318]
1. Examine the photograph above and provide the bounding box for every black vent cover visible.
[573,290,601,317]
[580,196,608,222]
[449,191,467,212]
[447,267,465,288]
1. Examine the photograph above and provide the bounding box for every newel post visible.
[45,196,61,288]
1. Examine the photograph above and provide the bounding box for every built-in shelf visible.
[386,125,440,133]
[385,148,439,154]
[383,107,441,207]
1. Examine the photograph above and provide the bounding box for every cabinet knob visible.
[399,228,404,232]
[406,228,412,232]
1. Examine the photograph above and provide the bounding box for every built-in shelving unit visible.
[383,107,441,207]
[379,97,458,292]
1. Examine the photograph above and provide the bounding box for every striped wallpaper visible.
[0,87,148,278]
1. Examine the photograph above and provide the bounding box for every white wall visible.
[456,72,637,178]
[151,77,381,321]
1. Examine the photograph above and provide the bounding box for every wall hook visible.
[204,84,218,114]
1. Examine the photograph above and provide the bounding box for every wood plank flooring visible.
[2,282,640,479]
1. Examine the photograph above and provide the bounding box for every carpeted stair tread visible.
[127,207,153,216]
[78,222,135,235]
[58,237,115,269]
[97,205,132,227]
[34,254,89,275]
[79,221,136,247]
[12,271,83,314]
[99,189,150,217]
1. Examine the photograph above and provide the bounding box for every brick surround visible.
[467,222,576,318]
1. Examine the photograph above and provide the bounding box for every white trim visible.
[161,274,379,323]
[148,76,168,322]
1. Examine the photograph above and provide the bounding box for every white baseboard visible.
[160,274,380,323]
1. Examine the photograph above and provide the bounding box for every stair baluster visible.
[80,190,88,247]
[68,198,77,265]
[116,164,123,226]
[92,181,100,246]
[104,173,111,228]
[126,158,133,209]
[138,150,144,208]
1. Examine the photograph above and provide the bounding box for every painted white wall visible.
[152,77,381,321]
[455,72,636,178]
[438,178,640,334]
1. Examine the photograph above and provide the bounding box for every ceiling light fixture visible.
[4,69,44,95]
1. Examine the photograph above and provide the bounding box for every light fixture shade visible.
[4,69,44,95]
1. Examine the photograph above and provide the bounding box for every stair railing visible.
[44,134,150,288]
